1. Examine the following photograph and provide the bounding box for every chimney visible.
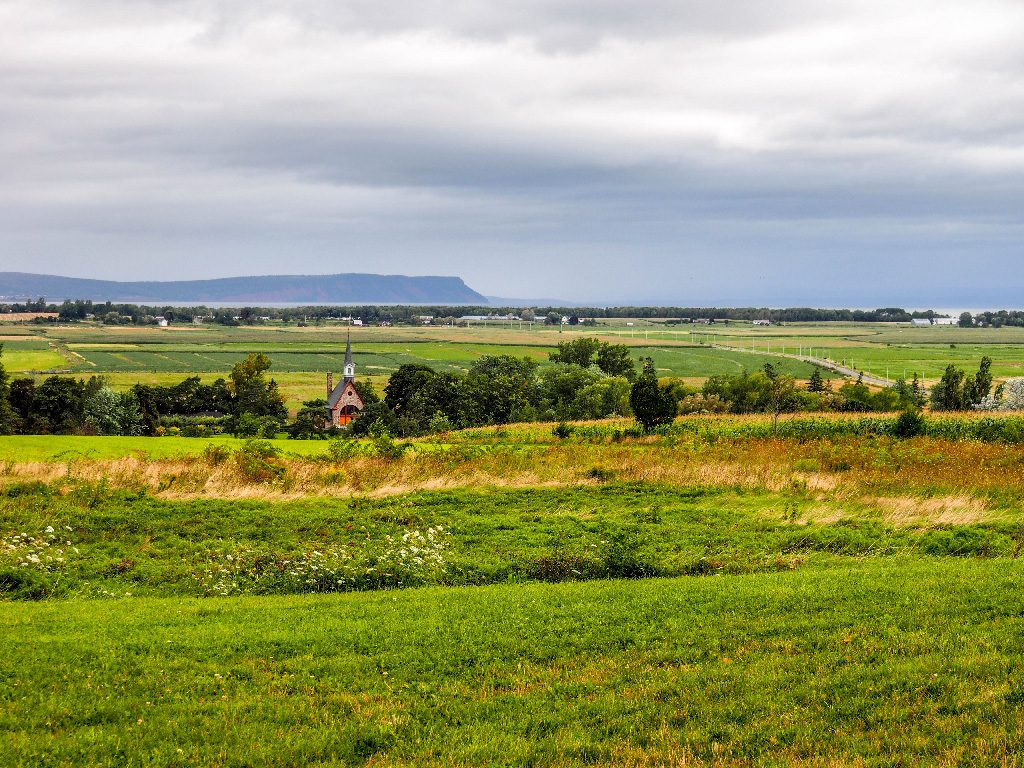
[327,372,333,398]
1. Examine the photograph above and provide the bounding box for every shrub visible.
[368,424,409,460]
[0,568,53,600]
[202,444,231,466]
[325,437,364,461]
[893,409,926,438]
[552,422,575,439]
[234,439,286,484]
[600,528,659,579]
[160,415,231,437]
[793,458,820,472]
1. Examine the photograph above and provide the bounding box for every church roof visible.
[328,378,359,409]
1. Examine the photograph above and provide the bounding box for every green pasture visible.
[639,345,833,378]
[54,339,832,380]
[65,342,555,375]
[3,559,1024,765]
[0,349,68,373]
[0,338,68,373]
[817,344,1024,381]
[0,434,329,462]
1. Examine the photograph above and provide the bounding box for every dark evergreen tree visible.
[629,358,677,432]
[290,399,332,439]
[31,376,87,434]
[807,367,826,393]
[8,379,37,434]
[910,373,926,407]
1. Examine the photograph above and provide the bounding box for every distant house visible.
[155,316,169,327]
[193,316,204,325]
[752,319,771,326]
[414,315,434,325]
[459,314,521,322]
[326,334,364,428]
[933,317,957,326]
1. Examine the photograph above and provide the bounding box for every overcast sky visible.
[1,0,1022,305]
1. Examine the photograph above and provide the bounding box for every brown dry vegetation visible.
[3,434,1022,527]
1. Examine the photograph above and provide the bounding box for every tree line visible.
[0,349,289,437]
[0,298,1019,327]
[48,300,1024,326]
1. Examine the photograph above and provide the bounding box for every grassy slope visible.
[3,560,1024,766]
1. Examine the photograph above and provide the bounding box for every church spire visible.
[343,331,355,381]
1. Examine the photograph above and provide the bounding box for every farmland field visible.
[3,321,860,413]
[4,318,1023,387]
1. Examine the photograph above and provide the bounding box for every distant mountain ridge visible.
[0,272,488,305]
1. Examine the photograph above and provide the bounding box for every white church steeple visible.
[343,332,355,381]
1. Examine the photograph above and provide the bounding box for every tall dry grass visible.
[2,436,1022,525]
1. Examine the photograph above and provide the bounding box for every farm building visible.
[326,334,364,427]
[911,318,932,327]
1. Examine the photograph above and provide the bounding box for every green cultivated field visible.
[0,338,68,372]
[65,341,830,379]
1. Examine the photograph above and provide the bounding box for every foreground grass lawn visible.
[3,559,1024,766]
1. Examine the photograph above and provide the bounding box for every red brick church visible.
[327,334,364,427]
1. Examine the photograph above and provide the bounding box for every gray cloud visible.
[0,0,1022,304]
